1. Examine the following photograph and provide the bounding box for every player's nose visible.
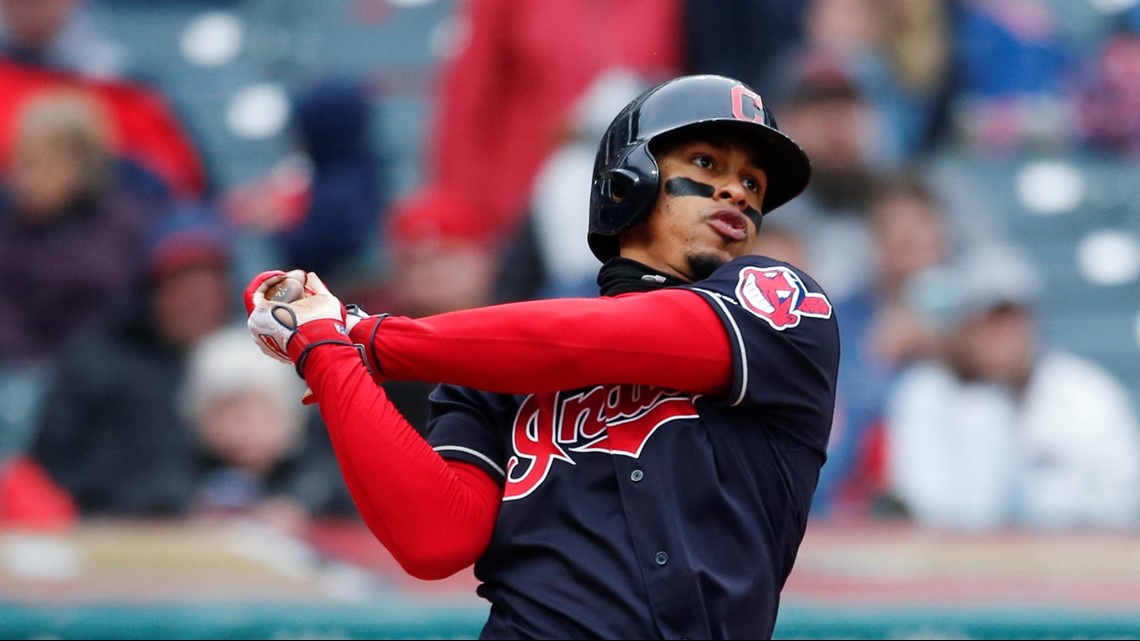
[715,180,750,209]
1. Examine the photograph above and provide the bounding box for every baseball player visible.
[246,74,839,640]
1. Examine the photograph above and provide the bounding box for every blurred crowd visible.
[1,0,1140,536]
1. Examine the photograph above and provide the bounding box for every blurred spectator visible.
[0,60,207,201]
[0,0,207,207]
[775,56,886,301]
[180,325,356,535]
[420,0,681,247]
[884,243,1140,530]
[946,0,1076,153]
[369,186,498,318]
[874,0,956,152]
[813,171,952,521]
[0,1,191,203]
[1073,12,1140,155]
[0,0,131,81]
[343,186,498,432]
[0,91,150,365]
[495,70,651,302]
[788,0,954,157]
[26,208,235,517]
[224,76,385,288]
[682,0,810,96]
[753,220,810,268]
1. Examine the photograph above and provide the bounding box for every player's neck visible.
[596,257,688,297]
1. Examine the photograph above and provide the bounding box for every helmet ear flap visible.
[588,154,660,262]
[592,139,659,242]
[603,168,640,204]
[593,168,639,236]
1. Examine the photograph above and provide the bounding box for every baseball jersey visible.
[426,254,839,639]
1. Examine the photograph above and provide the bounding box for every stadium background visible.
[2,0,1140,638]
[82,0,1140,404]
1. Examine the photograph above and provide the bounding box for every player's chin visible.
[686,251,730,281]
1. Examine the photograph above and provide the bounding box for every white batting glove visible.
[247,271,345,364]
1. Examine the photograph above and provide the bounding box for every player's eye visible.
[691,154,714,170]
[742,176,761,193]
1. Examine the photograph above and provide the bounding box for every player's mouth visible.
[707,210,749,241]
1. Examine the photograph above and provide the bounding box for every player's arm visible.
[305,345,501,580]
[349,289,733,396]
[246,271,500,580]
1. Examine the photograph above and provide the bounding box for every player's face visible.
[619,137,768,282]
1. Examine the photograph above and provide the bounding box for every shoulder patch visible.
[735,265,833,330]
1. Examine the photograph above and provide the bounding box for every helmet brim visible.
[664,119,812,215]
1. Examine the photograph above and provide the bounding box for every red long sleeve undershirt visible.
[300,288,731,579]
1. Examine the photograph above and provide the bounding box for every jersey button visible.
[630,469,644,482]
[654,551,668,566]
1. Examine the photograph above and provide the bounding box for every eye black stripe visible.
[664,177,715,198]
[666,177,763,229]
[742,206,762,229]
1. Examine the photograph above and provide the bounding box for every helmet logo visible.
[731,85,765,124]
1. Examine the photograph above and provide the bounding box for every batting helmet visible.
[588,74,811,262]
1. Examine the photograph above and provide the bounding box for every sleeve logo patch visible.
[736,265,833,330]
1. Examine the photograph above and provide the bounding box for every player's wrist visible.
[287,318,354,378]
[347,312,390,383]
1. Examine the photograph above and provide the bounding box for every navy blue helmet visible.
[588,74,812,262]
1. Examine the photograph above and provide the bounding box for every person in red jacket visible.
[420,0,681,246]
[245,75,839,640]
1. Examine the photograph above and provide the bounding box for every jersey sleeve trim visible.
[434,445,507,481]
[688,287,748,407]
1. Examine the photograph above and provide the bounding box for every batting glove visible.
[244,270,285,316]
[247,271,350,373]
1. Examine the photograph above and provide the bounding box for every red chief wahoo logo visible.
[736,265,832,330]
[504,386,697,501]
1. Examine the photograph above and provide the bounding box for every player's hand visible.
[247,271,344,363]
[244,270,286,315]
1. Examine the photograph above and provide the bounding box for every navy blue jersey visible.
[426,255,839,639]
